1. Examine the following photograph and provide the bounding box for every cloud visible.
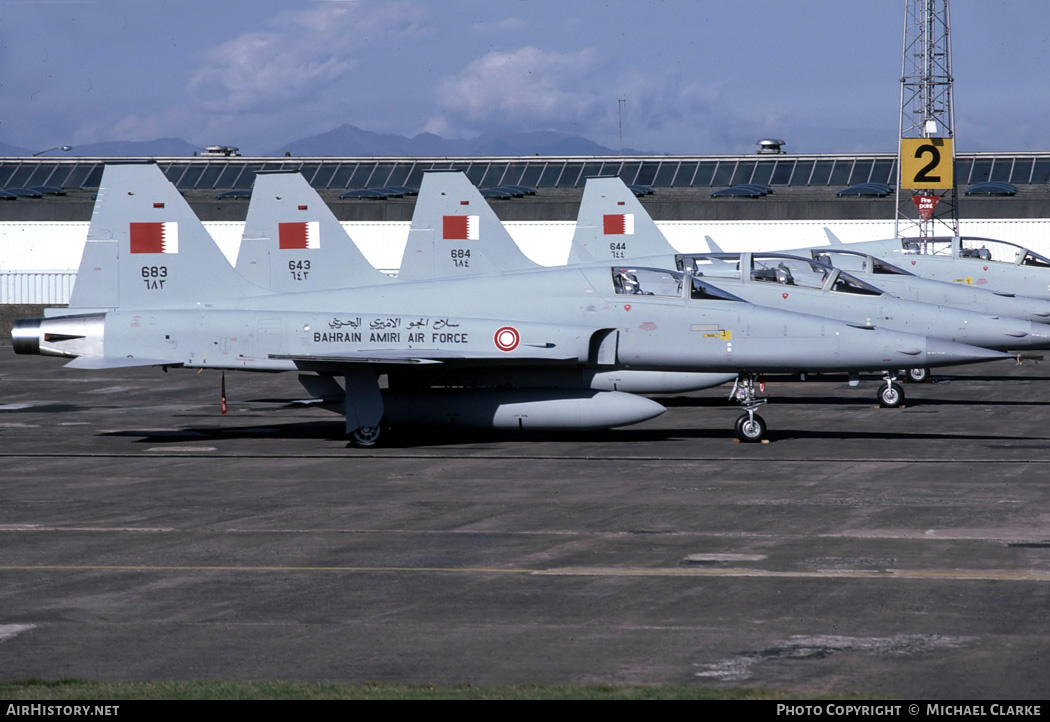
[426,44,741,151]
[432,46,608,134]
[186,2,426,115]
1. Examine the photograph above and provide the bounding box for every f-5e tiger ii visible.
[12,164,1008,444]
[786,232,1050,304]
[235,169,738,397]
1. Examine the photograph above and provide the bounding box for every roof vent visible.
[756,139,786,154]
[201,145,241,157]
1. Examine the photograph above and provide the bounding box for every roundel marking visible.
[494,326,520,352]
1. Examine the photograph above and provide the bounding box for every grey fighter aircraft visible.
[12,164,1007,443]
[235,170,737,396]
[705,233,1050,327]
[400,172,1045,406]
[486,175,1035,407]
[804,244,1050,326]
[677,251,1050,400]
[797,232,1050,301]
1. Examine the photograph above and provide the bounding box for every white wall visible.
[5,218,1050,303]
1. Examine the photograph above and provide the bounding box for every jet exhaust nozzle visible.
[11,314,106,359]
[12,317,43,356]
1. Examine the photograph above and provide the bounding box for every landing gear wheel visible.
[350,425,382,448]
[906,367,930,383]
[734,413,767,443]
[877,381,905,408]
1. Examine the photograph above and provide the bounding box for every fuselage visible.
[17,264,1008,375]
[824,236,1050,301]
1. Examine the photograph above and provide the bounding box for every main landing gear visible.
[904,367,931,383]
[730,374,768,443]
[350,424,382,448]
[344,368,385,448]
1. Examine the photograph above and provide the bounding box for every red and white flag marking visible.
[443,215,479,240]
[278,221,320,249]
[130,222,179,254]
[603,213,635,235]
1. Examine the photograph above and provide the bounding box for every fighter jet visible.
[677,251,1050,399]
[796,232,1050,302]
[235,170,737,396]
[12,164,1007,444]
[803,244,1050,327]
[419,173,1027,407]
[576,183,1050,325]
[707,232,1050,328]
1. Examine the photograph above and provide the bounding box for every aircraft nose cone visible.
[924,337,1011,366]
[1025,324,1050,348]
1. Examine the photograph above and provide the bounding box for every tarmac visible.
[1,345,1048,698]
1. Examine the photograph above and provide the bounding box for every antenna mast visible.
[895,0,958,240]
[618,96,627,155]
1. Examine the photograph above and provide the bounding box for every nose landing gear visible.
[877,374,906,408]
[731,374,768,443]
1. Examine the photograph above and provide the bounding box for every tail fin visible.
[824,227,844,245]
[69,163,264,310]
[237,171,392,291]
[397,171,537,280]
[568,176,676,264]
[704,235,725,253]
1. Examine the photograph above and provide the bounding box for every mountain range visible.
[3,125,647,158]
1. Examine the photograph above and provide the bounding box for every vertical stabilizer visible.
[704,235,725,253]
[68,163,264,310]
[237,171,392,291]
[568,176,676,264]
[397,171,537,280]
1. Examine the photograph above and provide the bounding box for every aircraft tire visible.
[734,413,767,443]
[906,367,931,383]
[877,382,905,408]
[350,425,382,448]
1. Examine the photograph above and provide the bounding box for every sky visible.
[2,0,1048,156]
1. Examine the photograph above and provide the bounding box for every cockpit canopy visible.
[676,253,884,296]
[900,236,1050,268]
[750,256,829,290]
[811,249,915,276]
[611,267,744,302]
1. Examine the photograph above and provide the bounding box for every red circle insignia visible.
[494,326,520,352]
